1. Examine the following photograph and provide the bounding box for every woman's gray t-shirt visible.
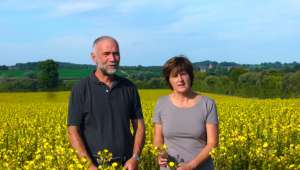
[152,95,218,170]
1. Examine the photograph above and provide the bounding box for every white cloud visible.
[50,1,110,17]
[0,0,113,17]
[117,0,178,14]
[164,0,300,41]
[163,3,222,34]
[0,0,52,10]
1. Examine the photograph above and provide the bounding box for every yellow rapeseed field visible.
[0,90,299,169]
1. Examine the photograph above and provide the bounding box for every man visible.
[68,36,145,170]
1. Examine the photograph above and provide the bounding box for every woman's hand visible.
[157,155,168,167]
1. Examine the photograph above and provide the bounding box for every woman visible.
[153,56,219,170]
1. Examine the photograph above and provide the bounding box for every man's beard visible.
[96,62,118,76]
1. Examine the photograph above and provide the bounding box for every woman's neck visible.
[171,90,196,102]
[170,90,200,108]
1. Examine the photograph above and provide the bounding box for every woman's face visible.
[169,70,191,93]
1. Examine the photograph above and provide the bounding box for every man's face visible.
[92,39,120,75]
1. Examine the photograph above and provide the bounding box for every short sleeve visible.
[152,98,162,124]
[130,87,143,119]
[67,85,85,126]
[206,99,219,124]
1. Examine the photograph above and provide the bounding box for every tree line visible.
[128,65,300,98]
[0,60,300,98]
[0,60,59,91]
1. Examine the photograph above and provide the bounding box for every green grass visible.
[0,68,93,79]
[0,67,159,80]
[0,70,28,78]
[58,68,93,79]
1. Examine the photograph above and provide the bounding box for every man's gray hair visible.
[92,36,119,49]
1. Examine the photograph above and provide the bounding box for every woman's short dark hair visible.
[162,55,194,89]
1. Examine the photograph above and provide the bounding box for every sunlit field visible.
[0,90,299,169]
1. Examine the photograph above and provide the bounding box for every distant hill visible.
[11,62,95,70]
[193,60,239,72]
[1,60,299,80]
[1,60,300,98]
[5,60,300,70]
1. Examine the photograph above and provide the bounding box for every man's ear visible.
[91,52,96,64]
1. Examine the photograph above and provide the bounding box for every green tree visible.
[237,72,261,97]
[193,71,207,91]
[229,67,248,83]
[37,59,59,89]
[203,75,223,93]
[260,74,283,98]
[25,70,37,79]
[219,76,235,95]
[0,65,8,70]
[282,70,300,98]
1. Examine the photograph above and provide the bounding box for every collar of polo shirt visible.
[90,70,122,88]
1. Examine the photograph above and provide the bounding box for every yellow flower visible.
[168,161,175,167]
[112,162,118,167]
[289,164,295,168]
[76,164,84,169]
[45,155,53,161]
[1,90,300,169]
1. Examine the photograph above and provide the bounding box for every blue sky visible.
[1,0,300,66]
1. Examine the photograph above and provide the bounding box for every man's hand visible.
[177,162,195,170]
[124,158,138,170]
[88,164,98,170]
[127,118,144,170]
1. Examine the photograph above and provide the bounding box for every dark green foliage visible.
[192,72,207,91]
[0,65,8,70]
[37,59,59,89]
[282,70,300,98]
[219,76,235,95]
[14,62,39,70]
[259,71,283,98]
[133,77,167,89]
[204,75,222,92]
[237,72,262,97]
[0,79,37,92]
[229,67,248,83]
[291,63,300,72]
[58,79,79,91]
[235,71,284,98]
[1,60,300,98]
[24,71,37,79]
